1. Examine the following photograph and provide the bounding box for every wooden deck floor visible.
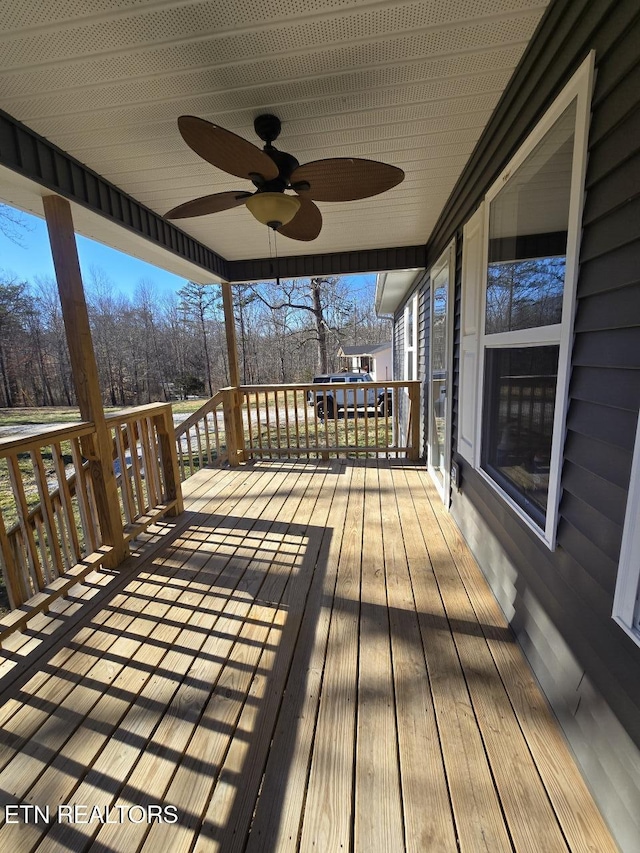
[0,459,617,853]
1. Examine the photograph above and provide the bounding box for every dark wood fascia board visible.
[0,108,229,282]
[226,244,427,283]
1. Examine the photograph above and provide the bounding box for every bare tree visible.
[248,276,350,374]
[177,281,220,396]
[0,204,31,247]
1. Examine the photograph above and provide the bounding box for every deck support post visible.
[220,283,245,464]
[152,408,184,515]
[42,195,128,568]
[221,387,245,467]
[221,281,240,389]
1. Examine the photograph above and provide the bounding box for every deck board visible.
[0,459,617,853]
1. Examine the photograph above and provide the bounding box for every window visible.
[458,53,594,547]
[613,414,640,646]
[403,292,418,381]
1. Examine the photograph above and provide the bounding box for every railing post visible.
[153,408,184,515]
[408,381,421,461]
[222,387,244,467]
[43,195,128,568]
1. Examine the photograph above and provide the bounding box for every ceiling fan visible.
[164,114,404,241]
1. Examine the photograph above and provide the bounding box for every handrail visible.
[174,391,228,479]
[0,421,94,456]
[174,392,224,437]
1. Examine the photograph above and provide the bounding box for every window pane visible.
[482,346,559,524]
[432,267,448,372]
[486,100,576,334]
[486,257,565,333]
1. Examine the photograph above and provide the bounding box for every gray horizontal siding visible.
[435,0,640,848]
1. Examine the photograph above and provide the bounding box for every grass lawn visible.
[0,398,207,428]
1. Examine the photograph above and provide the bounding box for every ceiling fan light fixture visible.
[245,192,301,229]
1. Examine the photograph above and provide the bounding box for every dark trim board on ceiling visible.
[0,108,230,280]
[227,244,427,282]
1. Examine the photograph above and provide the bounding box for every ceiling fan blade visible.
[178,116,279,181]
[165,191,251,219]
[291,157,404,202]
[278,197,322,241]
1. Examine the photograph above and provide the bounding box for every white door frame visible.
[428,240,456,506]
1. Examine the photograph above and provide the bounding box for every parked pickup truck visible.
[309,372,393,419]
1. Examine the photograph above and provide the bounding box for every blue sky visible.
[0,205,376,299]
[0,207,189,297]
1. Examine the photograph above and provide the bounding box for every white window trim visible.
[403,292,418,381]
[428,241,455,505]
[613,414,640,646]
[473,52,595,549]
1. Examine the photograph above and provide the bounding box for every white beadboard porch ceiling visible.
[0,0,550,265]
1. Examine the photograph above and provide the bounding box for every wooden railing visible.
[240,380,420,461]
[0,403,182,631]
[174,380,421,475]
[174,390,228,478]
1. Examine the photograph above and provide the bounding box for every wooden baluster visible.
[34,515,52,585]
[254,391,262,459]
[294,388,301,455]
[312,386,320,455]
[135,418,152,509]
[13,529,28,594]
[7,454,45,592]
[70,437,98,553]
[177,433,186,481]
[148,416,163,501]
[264,390,272,458]
[270,390,281,459]
[353,389,359,456]
[234,389,246,463]
[194,422,204,472]
[212,408,222,464]
[142,417,161,506]
[302,387,310,456]
[126,421,145,515]
[391,388,400,459]
[246,393,255,458]
[185,426,195,476]
[115,426,135,524]
[283,389,291,458]
[133,419,152,513]
[53,495,73,572]
[31,448,65,579]
[0,508,26,608]
[52,441,82,564]
[203,412,212,466]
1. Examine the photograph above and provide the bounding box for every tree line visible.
[0,268,390,408]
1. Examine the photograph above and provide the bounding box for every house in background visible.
[377,2,640,847]
[336,343,392,381]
